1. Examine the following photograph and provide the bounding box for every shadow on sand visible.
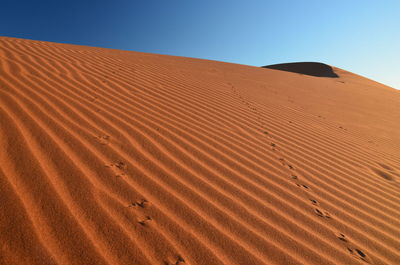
[262,62,339,78]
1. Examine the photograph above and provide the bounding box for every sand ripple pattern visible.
[1,37,399,265]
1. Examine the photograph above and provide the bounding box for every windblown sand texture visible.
[0,37,399,265]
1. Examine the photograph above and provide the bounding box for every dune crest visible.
[0,37,399,265]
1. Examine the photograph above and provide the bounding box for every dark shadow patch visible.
[371,167,394,181]
[262,62,339,78]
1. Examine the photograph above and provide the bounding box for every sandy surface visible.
[0,37,399,265]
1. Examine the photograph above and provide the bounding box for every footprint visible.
[164,256,185,265]
[279,159,294,170]
[336,233,348,242]
[296,183,309,189]
[278,158,288,167]
[347,248,369,262]
[95,135,110,145]
[128,199,148,208]
[309,199,319,205]
[105,161,127,177]
[291,175,298,180]
[138,216,152,226]
[315,208,324,217]
[105,161,127,170]
[347,247,353,253]
[314,208,331,219]
[115,162,126,170]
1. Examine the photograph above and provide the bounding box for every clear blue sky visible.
[2,0,399,89]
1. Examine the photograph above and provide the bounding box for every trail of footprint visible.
[275,146,336,221]
[279,151,332,219]
[229,83,336,222]
[272,132,335,221]
[230,85,303,180]
[96,121,183,261]
[125,193,188,264]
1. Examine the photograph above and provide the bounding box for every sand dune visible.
[0,37,399,265]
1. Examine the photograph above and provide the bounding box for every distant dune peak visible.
[262,62,339,78]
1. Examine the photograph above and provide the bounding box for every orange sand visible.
[0,37,399,265]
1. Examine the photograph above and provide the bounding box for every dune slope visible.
[0,37,399,265]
